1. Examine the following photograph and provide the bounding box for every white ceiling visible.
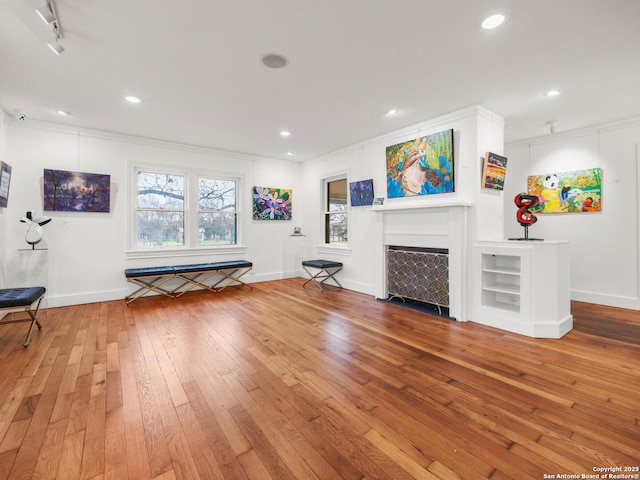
[1,0,639,162]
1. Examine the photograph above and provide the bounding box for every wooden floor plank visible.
[0,280,637,479]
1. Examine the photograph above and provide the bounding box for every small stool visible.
[302,260,343,291]
[0,287,46,347]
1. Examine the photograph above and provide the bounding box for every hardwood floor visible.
[0,278,638,479]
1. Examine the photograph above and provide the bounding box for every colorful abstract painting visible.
[349,179,374,206]
[527,168,602,213]
[43,169,111,212]
[482,152,508,190]
[253,186,292,220]
[386,129,454,198]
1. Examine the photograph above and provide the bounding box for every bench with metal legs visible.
[302,260,343,291]
[125,261,253,304]
[0,286,46,347]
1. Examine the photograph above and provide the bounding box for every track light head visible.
[36,7,56,24]
[47,42,64,55]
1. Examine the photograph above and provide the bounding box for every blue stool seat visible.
[0,287,46,347]
[302,260,343,291]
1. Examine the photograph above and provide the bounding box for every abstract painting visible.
[253,186,292,220]
[527,168,602,213]
[386,129,454,198]
[482,152,508,190]
[0,162,12,208]
[349,179,374,206]
[43,169,111,212]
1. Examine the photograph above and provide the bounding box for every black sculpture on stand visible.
[508,193,543,241]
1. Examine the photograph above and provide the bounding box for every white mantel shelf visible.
[370,201,472,212]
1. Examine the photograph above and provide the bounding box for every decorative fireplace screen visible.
[386,246,449,313]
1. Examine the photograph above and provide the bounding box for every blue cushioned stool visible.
[0,286,46,347]
[302,260,343,291]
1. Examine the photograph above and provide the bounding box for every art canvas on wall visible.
[349,179,374,206]
[527,167,602,213]
[253,186,292,220]
[386,129,454,198]
[482,152,508,190]
[43,169,111,212]
[0,162,12,208]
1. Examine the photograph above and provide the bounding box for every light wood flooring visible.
[0,278,638,479]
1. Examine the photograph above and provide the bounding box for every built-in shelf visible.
[473,241,573,338]
[481,253,521,312]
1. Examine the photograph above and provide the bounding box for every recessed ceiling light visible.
[125,95,142,104]
[262,54,288,69]
[56,110,71,116]
[280,131,291,137]
[386,109,399,116]
[287,152,294,156]
[481,10,510,29]
[546,90,561,97]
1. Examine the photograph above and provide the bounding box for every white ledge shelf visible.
[370,201,472,212]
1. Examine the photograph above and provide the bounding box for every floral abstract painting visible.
[349,179,374,206]
[386,129,454,198]
[253,186,292,220]
[527,168,602,213]
[43,168,111,212]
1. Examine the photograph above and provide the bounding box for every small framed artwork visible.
[0,162,12,208]
[349,178,374,206]
[373,197,385,206]
[482,152,508,190]
[43,168,111,212]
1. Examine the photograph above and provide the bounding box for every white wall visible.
[504,119,640,309]
[0,120,301,307]
[300,106,506,323]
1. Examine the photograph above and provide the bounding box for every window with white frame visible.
[324,177,348,245]
[134,168,238,249]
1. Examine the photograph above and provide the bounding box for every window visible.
[134,168,238,249]
[324,177,348,245]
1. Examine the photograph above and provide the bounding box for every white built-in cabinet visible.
[472,240,572,338]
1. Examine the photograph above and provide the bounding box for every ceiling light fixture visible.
[546,90,561,97]
[386,109,399,116]
[262,54,288,69]
[56,110,71,116]
[125,95,142,104]
[280,131,291,137]
[37,0,64,54]
[47,42,64,55]
[36,6,55,24]
[481,9,510,30]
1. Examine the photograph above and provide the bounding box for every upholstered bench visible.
[302,260,343,291]
[124,266,177,304]
[172,260,253,297]
[125,261,253,304]
[0,286,46,347]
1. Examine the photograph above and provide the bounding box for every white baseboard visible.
[571,289,640,310]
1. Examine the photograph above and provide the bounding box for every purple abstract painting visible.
[43,169,111,212]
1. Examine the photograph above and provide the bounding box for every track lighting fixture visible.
[36,0,65,55]
[47,42,64,55]
[36,7,55,24]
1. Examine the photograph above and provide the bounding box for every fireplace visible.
[386,246,449,314]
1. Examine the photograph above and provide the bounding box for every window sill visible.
[126,245,247,261]
[317,245,352,256]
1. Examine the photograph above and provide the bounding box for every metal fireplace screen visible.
[386,246,449,311]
